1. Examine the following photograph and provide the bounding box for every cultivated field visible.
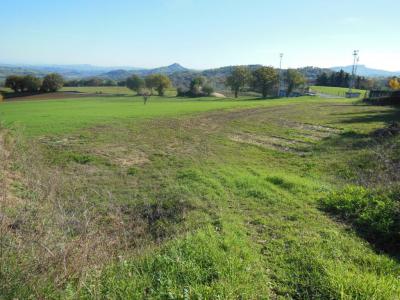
[0,92,399,298]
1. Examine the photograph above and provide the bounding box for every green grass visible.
[61,86,135,95]
[311,85,366,97]
[0,95,328,136]
[1,94,400,299]
[61,86,178,97]
[77,223,271,299]
[321,186,400,245]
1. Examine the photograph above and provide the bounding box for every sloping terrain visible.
[0,95,399,298]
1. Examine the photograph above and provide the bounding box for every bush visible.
[321,186,400,245]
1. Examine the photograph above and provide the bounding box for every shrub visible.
[320,186,400,245]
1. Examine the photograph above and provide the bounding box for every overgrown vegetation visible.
[320,120,400,255]
[321,186,399,249]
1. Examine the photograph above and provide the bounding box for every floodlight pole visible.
[278,53,284,97]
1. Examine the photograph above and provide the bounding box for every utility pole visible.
[278,53,284,97]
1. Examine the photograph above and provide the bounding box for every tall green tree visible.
[335,69,346,87]
[126,75,145,95]
[22,75,42,93]
[147,74,171,96]
[202,85,214,96]
[316,72,329,86]
[41,73,64,92]
[286,69,306,95]
[145,75,158,95]
[251,67,278,98]
[226,66,251,98]
[5,75,24,92]
[190,77,206,96]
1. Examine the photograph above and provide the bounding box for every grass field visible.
[311,85,367,97]
[60,86,183,96]
[0,95,327,136]
[1,93,399,299]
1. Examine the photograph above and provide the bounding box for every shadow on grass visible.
[318,119,400,260]
[333,107,400,125]
[321,208,400,261]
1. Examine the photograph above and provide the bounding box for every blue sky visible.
[1,0,399,70]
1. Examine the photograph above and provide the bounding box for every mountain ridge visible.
[1,63,397,87]
[330,65,400,77]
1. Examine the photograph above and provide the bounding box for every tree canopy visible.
[41,73,64,92]
[388,77,400,90]
[286,69,306,95]
[146,74,171,96]
[126,75,145,94]
[226,66,251,98]
[6,75,43,93]
[251,67,278,98]
[5,75,24,92]
[23,75,42,93]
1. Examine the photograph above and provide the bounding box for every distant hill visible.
[331,65,400,78]
[102,69,132,80]
[100,63,191,80]
[0,62,331,90]
[149,63,189,74]
[0,64,144,83]
[0,62,365,90]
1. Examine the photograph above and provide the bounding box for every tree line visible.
[316,70,377,90]
[64,78,123,87]
[126,74,171,96]
[226,66,305,98]
[125,66,306,99]
[5,73,64,93]
[4,67,307,100]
